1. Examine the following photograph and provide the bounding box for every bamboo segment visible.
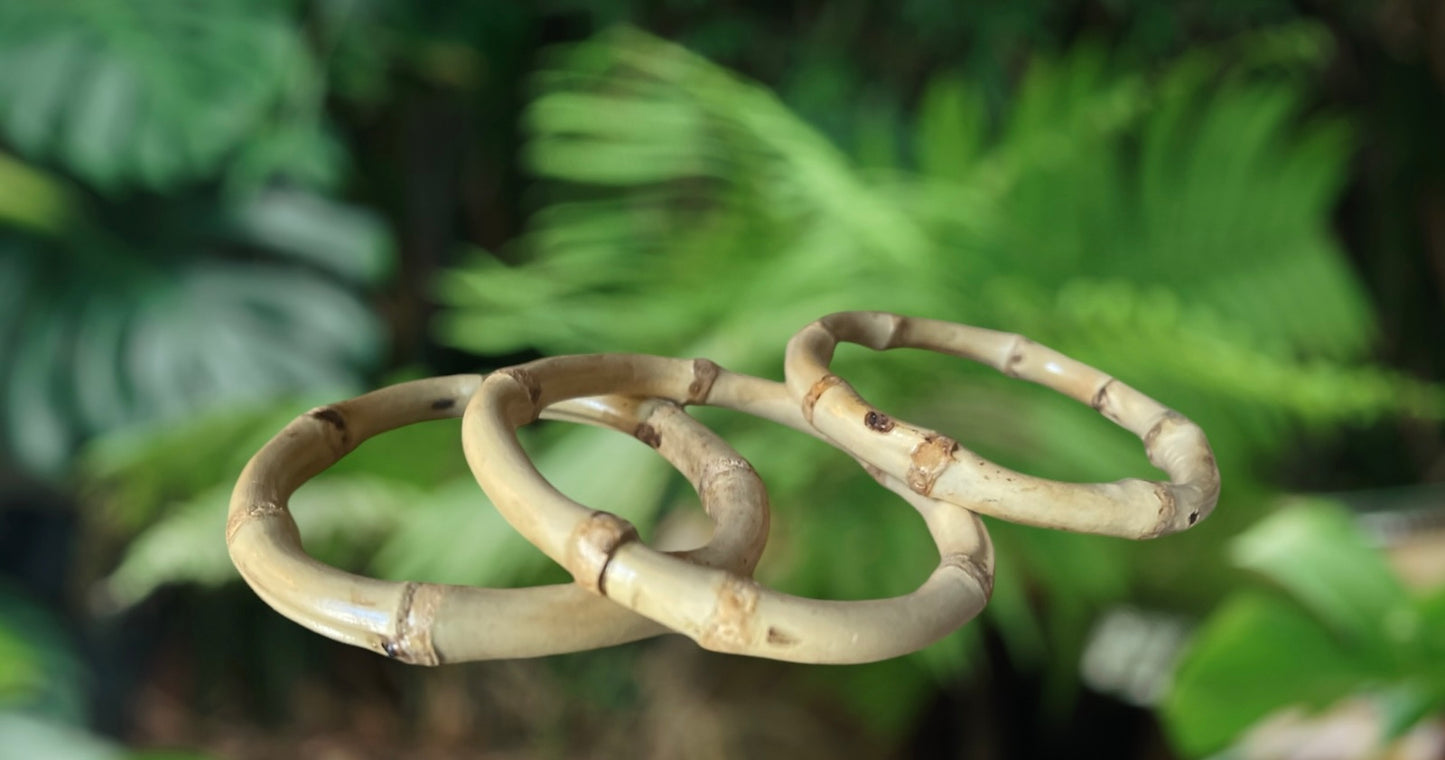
[783,312,1222,538]
[226,375,772,664]
[463,355,994,664]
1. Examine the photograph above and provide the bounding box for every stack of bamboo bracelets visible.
[227,312,1221,665]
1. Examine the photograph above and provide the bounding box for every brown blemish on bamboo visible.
[700,576,760,650]
[309,406,346,432]
[907,434,958,496]
[688,358,721,404]
[864,410,894,432]
[801,373,843,424]
[634,422,662,448]
[766,626,798,646]
[1002,336,1032,378]
[308,406,350,452]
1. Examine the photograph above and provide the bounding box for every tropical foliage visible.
[0,1,1441,757]
[1166,501,1445,755]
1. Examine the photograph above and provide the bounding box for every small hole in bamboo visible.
[864,410,894,432]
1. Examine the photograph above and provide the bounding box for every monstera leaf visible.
[0,0,333,191]
[0,184,391,475]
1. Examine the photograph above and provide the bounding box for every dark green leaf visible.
[0,0,319,190]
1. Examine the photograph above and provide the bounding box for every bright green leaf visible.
[1163,592,1377,756]
[1230,501,1412,649]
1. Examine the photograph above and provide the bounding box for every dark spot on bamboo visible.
[1188,511,1199,525]
[310,406,346,432]
[309,406,350,450]
[430,397,455,411]
[864,410,894,432]
[767,627,798,646]
[634,422,662,448]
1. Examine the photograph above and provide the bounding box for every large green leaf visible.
[1231,501,1413,651]
[1163,501,1445,754]
[1162,592,1377,756]
[0,0,327,191]
[100,475,415,609]
[0,184,390,475]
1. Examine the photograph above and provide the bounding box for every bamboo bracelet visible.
[463,355,994,664]
[226,374,771,664]
[229,313,1218,665]
[784,312,1222,539]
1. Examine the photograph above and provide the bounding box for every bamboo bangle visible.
[463,354,993,664]
[783,312,1221,539]
[226,374,771,665]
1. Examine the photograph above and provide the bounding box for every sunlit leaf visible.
[0,623,39,699]
[101,475,419,609]
[1163,592,1375,756]
[1230,501,1412,649]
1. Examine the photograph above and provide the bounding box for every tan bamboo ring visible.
[783,312,1221,538]
[226,374,771,664]
[463,355,993,664]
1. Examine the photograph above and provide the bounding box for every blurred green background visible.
[1,1,1443,758]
